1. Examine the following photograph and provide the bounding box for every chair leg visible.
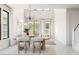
[18,42,20,53]
[33,43,35,53]
[25,42,26,53]
[39,42,41,53]
[25,42,28,53]
[28,41,30,47]
[41,40,45,50]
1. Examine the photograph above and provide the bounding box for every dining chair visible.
[32,37,43,53]
[17,34,30,53]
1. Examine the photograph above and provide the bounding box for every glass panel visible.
[29,22,34,35]
[2,10,9,39]
[45,23,49,29]
[28,20,40,36]
[3,11,8,24]
[34,22,40,36]
[2,31,8,39]
[44,22,50,37]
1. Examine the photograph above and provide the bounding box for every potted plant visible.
[24,28,29,35]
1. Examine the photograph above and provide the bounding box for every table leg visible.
[18,42,20,53]
[29,41,30,47]
[33,42,35,53]
[41,40,45,50]
[39,42,41,53]
[25,41,26,53]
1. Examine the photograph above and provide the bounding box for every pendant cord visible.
[29,4,31,20]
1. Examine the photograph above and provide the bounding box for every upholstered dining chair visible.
[31,36,43,53]
[17,34,30,53]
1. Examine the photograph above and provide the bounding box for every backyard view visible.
[28,20,40,36]
[28,20,50,37]
[2,10,9,39]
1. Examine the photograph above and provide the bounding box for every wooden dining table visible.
[17,36,47,53]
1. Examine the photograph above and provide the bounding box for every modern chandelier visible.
[24,4,53,21]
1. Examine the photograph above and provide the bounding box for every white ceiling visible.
[7,4,79,9]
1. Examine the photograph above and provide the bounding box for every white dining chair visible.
[17,34,30,53]
[31,37,43,53]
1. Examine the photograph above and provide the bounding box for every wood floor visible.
[0,40,79,55]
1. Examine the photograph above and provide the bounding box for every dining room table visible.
[17,35,47,53]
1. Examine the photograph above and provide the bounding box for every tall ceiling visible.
[7,4,79,9]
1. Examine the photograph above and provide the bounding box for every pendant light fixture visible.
[29,4,31,20]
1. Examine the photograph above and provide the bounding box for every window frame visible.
[2,9,9,39]
[0,8,1,40]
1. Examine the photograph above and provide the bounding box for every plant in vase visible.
[24,28,29,35]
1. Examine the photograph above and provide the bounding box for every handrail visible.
[74,24,79,31]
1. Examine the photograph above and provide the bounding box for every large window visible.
[44,21,50,37]
[27,20,50,38]
[28,20,40,36]
[2,10,9,39]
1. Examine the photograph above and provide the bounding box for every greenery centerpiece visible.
[24,28,29,35]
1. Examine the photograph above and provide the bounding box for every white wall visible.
[67,8,79,47]
[12,8,24,36]
[67,8,79,29]
[54,9,66,45]
[11,8,24,45]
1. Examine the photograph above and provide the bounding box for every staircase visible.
[72,24,79,51]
